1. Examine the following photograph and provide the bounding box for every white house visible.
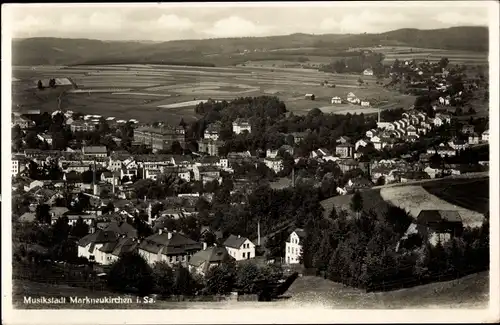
[264,157,284,174]
[285,229,306,264]
[355,139,369,151]
[371,136,383,150]
[360,101,370,107]
[223,235,255,261]
[232,118,252,134]
[468,133,480,145]
[482,130,489,142]
[331,96,342,104]
[77,230,118,262]
[363,68,374,76]
[406,125,417,136]
[365,129,377,138]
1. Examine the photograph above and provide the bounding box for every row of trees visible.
[301,192,489,290]
[319,52,385,75]
[107,252,284,297]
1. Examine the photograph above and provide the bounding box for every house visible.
[98,237,140,265]
[12,155,28,176]
[290,132,307,144]
[398,210,463,249]
[12,115,34,129]
[424,166,441,179]
[223,235,256,261]
[365,129,377,139]
[331,96,342,104]
[377,122,395,131]
[134,126,186,152]
[310,148,332,159]
[360,101,370,107]
[285,229,305,265]
[448,139,469,151]
[53,211,96,226]
[305,93,315,100]
[77,230,119,262]
[337,136,351,144]
[335,143,354,158]
[193,165,221,183]
[37,134,53,145]
[188,246,234,276]
[82,146,107,158]
[266,149,279,159]
[355,139,369,151]
[198,139,225,157]
[346,92,359,104]
[138,230,203,266]
[363,68,374,76]
[371,136,383,150]
[345,177,374,192]
[427,143,456,157]
[461,124,475,135]
[468,133,480,145]
[204,122,222,141]
[406,125,417,136]
[337,159,359,173]
[101,171,120,185]
[232,118,252,134]
[264,157,284,174]
[481,130,489,142]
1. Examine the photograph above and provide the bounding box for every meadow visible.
[12,64,413,123]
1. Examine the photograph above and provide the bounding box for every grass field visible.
[380,185,485,228]
[13,271,488,309]
[12,64,414,123]
[422,177,489,215]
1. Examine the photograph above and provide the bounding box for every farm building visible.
[482,130,489,142]
[134,126,186,152]
[232,118,252,134]
[35,77,76,89]
[361,101,370,107]
[331,96,342,104]
[363,68,374,76]
[305,93,315,100]
[397,210,463,250]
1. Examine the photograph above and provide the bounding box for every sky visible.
[5,2,492,41]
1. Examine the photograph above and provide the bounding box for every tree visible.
[49,78,56,88]
[37,80,44,90]
[35,204,51,224]
[350,190,363,215]
[205,262,236,295]
[71,217,89,238]
[107,252,154,295]
[152,261,174,297]
[236,262,262,294]
[375,176,385,186]
[172,264,199,296]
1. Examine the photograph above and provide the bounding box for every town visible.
[9,7,492,306]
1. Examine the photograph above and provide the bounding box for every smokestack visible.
[378,108,381,123]
[112,175,116,194]
[93,184,98,196]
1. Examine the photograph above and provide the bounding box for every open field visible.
[351,46,489,65]
[14,271,488,309]
[12,64,417,123]
[380,185,485,228]
[422,177,489,215]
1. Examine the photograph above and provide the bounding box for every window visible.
[242,252,246,258]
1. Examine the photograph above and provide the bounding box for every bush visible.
[107,252,154,295]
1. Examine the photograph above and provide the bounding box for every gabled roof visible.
[103,220,138,238]
[417,210,463,224]
[139,232,201,255]
[78,230,118,247]
[82,146,107,154]
[223,234,252,249]
[292,228,306,239]
[111,237,139,257]
[189,246,232,267]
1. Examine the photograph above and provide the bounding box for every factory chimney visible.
[92,159,98,195]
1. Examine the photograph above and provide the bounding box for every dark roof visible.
[111,237,139,257]
[104,221,138,238]
[139,232,201,255]
[83,146,107,154]
[417,210,463,224]
[223,234,250,249]
[189,246,232,268]
[293,228,306,239]
[78,230,118,247]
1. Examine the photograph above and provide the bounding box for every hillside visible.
[11,26,488,66]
